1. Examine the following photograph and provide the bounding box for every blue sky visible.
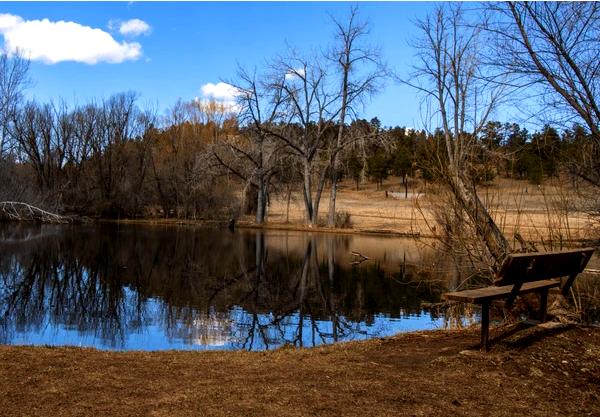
[0,2,438,128]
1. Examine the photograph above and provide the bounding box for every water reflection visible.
[0,223,445,350]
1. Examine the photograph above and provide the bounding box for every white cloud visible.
[201,82,239,101]
[199,82,241,113]
[0,14,21,31]
[0,13,142,64]
[118,19,151,37]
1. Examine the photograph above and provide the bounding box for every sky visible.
[0,2,439,128]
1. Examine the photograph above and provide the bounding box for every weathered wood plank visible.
[443,279,561,304]
[493,248,595,286]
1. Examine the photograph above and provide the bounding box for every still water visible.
[0,223,448,351]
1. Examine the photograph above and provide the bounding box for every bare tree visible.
[0,49,29,159]
[11,101,66,194]
[64,103,97,197]
[148,98,236,219]
[405,4,510,266]
[210,10,383,227]
[0,50,31,204]
[326,7,386,226]
[485,2,600,186]
[89,92,139,213]
[214,68,287,224]
[148,99,191,217]
[264,52,339,226]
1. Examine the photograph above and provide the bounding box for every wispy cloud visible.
[0,13,142,64]
[117,18,151,37]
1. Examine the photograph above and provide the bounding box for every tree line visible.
[0,85,587,220]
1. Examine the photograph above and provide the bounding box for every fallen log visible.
[0,201,71,223]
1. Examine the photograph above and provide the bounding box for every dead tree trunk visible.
[448,172,510,265]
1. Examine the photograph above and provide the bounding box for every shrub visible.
[335,211,352,229]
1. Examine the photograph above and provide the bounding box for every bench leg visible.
[561,272,578,296]
[481,301,490,352]
[539,288,548,322]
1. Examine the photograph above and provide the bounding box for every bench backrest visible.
[493,247,596,286]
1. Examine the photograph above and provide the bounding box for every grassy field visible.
[1,324,598,417]
[264,177,595,243]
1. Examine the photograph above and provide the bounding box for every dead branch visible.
[0,201,70,223]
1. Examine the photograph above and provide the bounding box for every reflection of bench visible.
[443,247,596,352]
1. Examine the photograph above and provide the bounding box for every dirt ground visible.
[1,323,599,417]
[265,177,595,242]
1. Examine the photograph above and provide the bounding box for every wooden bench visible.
[443,247,596,351]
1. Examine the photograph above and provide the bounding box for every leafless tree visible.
[485,2,600,186]
[404,4,510,266]
[0,49,29,159]
[147,98,235,219]
[0,50,31,204]
[214,68,287,224]
[326,7,386,226]
[263,52,339,226]
[89,92,139,212]
[63,103,97,197]
[210,10,384,227]
[148,99,190,217]
[11,101,66,194]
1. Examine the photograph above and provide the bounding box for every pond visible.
[0,222,456,351]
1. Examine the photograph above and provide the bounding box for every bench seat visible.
[443,279,561,304]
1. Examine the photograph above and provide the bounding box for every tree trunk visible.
[327,164,339,227]
[449,170,510,266]
[312,164,329,226]
[302,160,314,225]
[327,54,350,227]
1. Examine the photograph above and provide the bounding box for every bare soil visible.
[1,324,599,417]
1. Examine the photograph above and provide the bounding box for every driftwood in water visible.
[0,202,70,223]
[350,251,370,265]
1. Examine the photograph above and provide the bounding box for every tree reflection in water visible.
[0,223,444,350]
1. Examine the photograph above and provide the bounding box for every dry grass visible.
[265,177,595,243]
[1,324,599,416]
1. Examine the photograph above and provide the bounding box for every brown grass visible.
[265,177,595,243]
[1,324,599,417]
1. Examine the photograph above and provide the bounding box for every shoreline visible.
[97,217,428,238]
[95,217,598,245]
